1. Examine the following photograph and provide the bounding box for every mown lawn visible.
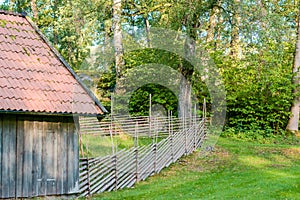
[88,137,300,200]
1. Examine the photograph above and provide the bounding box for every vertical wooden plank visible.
[46,120,57,195]
[35,120,43,196]
[45,120,51,195]
[0,115,3,198]
[56,121,62,194]
[39,120,47,196]
[2,116,10,198]
[32,119,42,197]
[61,120,68,193]
[31,120,37,197]
[16,117,24,198]
[53,121,58,194]
[43,120,54,195]
[23,119,33,197]
[10,116,16,198]
[67,120,75,193]
[2,115,16,198]
[1,115,17,198]
[73,117,79,193]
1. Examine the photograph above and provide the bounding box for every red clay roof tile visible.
[0,11,106,115]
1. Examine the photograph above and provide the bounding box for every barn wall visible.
[0,114,79,198]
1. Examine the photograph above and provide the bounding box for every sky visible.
[0,0,5,5]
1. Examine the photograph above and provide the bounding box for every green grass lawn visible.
[80,134,165,157]
[87,137,300,200]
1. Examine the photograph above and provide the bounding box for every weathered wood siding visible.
[0,114,79,198]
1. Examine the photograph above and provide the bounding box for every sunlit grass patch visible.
[239,155,273,168]
[268,154,293,167]
[283,147,300,160]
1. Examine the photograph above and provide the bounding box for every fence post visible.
[149,94,152,137]
[203,98,206,121]
[183,111,188,155]
[168,110,170,135]
[134,123,139,182]
[135,147,139,182]
[193,104,197,150]
[79,130,84,158]
[113,155,118,190]
[153,143,157,173]
[171,111,173,135]
[170,130,174,163]
[170,111,174,163]
[110,125,115,154]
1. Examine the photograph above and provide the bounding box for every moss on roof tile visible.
[0,19,7,28]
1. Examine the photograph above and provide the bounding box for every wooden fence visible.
[78,116,206,197]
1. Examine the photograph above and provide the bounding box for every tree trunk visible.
[230,0,240,57]
[215,14,223,50]
[178,76,192,119]
[286,6,300,133]
[178,3,200,119]
[144,16,152,48]
[178,37,195,119]
[206,4,220,44]
[31,0,38,20]
[112,0,124,79]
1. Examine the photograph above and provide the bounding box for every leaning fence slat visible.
[116,166,136,189]
[91,175,115,194]
[117,173,136,190]
[90,171,115,194]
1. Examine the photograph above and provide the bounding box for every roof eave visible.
[0,110,104,117]
[0,10,25,17]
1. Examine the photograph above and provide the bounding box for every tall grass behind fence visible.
[78,115,206,197]
[79,114,193,137]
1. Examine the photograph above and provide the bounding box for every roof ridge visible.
[0,10,26,17]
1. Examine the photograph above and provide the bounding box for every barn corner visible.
[0,10,106,198]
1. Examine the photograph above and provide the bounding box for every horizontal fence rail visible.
[79,115,201,137]
[78,115,206,197]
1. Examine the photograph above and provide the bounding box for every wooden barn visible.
[0,11,106,198]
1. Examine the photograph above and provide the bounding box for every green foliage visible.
[222,128,300,144]
[0,0,9,10]
[97,70,116,112]
[124,49,181,71]
[129,84,178,116]
[123,49,179,116]
[122,48,208,116]
[4,0,300,137]
[217,41,294,135]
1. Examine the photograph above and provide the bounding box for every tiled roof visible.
[0,11,106,115]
